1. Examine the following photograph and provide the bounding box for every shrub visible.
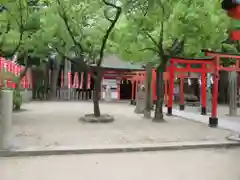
[13,89,22,110]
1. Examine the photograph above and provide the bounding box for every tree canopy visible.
[110,0,230,64]
[1,0,230,66]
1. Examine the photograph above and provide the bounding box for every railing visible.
[0,57,32,89]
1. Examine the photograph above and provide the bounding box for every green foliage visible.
[221,43,239,67]
[13,89,22,110]
[42,0,122,65]
[1,0,231,69]
[0,0,52,65]
[110,0,230,64]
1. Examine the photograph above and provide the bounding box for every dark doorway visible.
[120,80,132,99]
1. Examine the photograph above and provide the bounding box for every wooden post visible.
[167,61,174,116]
[209,57,219,127]
[130,79,135,104]
[179,75,185,111]
[164,80,168,106]
[117,78,120,100]
[201,65,207,115]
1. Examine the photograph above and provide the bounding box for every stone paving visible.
[170,104,240,133]
[174,104,240,122]
[1,148,240,180]
[10,101,234,150]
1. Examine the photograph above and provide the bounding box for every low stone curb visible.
[0,141,240,157]
[227,135,240,142]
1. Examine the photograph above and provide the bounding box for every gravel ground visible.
[10,101,233,149]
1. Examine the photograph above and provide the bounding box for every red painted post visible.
[179,75,185,111]
[201,64,207,115]
[209,57,219,127]
[164,80,168,107]
[116,77,121,100]
[131,79,135,102]
[167,60,174,116]
[80,72,83,89]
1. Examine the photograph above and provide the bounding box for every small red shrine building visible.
[97,55,144,100]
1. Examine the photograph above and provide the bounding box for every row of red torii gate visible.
[127,50,240,128]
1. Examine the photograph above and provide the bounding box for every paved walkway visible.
[1,148,240,180]
[167,106,240,133]
[9,101,234,150]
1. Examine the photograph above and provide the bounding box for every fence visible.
[0,57,98,101]
[0,57,32,89]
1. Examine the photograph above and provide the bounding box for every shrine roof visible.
[201,49,240,58]
[93,55,144,70]
[171,56,214,61]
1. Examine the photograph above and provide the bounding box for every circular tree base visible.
[79,114,114,123]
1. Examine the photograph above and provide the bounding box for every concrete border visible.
[0,141,239,157]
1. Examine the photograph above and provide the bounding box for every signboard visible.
[102,79,117,88]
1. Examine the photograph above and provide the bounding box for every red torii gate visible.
[167,57,214,124]
[167,50,240,127]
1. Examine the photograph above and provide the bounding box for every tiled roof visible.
[93,55,143,70]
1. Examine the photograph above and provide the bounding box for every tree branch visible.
[104,9,114,22]
[9,0,25,57]
[97,0,122,67]
[144,32,158,48]
[56,0,84,53]
[53,46,90,72]
[139,47,159,53]
[158,0,165,56]
[169,38,185,56]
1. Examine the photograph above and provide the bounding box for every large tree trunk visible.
[16,66,29,90]
[49,62,60,100]
[144,62,152,118]
[16,53,28,90]
[153,64,165,121]
[44,63,50,99]
[93,68,101,117]
[228,71,237,116]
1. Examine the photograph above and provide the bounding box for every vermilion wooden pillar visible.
[164,80,168,107]
[179,75,185,111]
[131,80,135,100]
[130,79,135,104]
[209,57,219,127]
[200,64,207,115]
[167,60,174,116]
[116,77,121,100]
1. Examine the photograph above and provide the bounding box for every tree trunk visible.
[144,62,152,118]
[16,66,29,90]
[228,71,237,116]
[153,65,165,121]
[93,69,101,117]
[49,63,59,100]
[44,63,50,99]
[16,53,28,90]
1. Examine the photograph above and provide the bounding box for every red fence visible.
[0,57,32,89]
[56,71,91,89]
[0,57,93,89]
